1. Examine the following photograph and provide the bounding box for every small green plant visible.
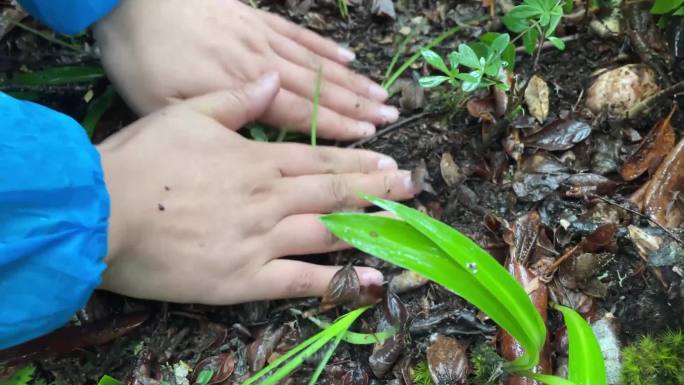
[338,0,349,19]
[651,0,684,15]
[620,330,684,385]
[322,195,607,385]
[96,375,123,385]
[242,307,370,385]
[419,33,512,92]
[0,366,35,385]
[310,66,322,147]
[412,360,435,385]
[502,0,566,54]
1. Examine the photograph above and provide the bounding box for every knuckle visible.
[313,148,335,173]
[286,270,314,296]
[328,175,351,208]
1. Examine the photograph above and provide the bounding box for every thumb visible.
[184,72,280,130]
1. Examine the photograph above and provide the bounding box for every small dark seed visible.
[158,204,165,211]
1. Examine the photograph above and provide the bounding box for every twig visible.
[625,81,684,118]
[515,34,580,54]
[12,21,83,53]
[347,110,434,148]
[592,194,684,245]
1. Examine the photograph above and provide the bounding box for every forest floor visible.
[0,0,683,384]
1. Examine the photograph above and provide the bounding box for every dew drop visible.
[466,262,478,274]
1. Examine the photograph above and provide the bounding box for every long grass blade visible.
[310,66,322,146]
[307,332,345,385]
[554,305,606,385]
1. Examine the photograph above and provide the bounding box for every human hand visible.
[94,0,398,141]
[98,73,418,304]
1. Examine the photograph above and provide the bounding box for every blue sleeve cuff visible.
[0,92,110,349]
[17,0,120,35]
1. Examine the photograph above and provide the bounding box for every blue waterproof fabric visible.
[0,92,110,349]
[17,0,120,35]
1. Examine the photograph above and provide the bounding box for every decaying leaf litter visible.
[1,0,683,384]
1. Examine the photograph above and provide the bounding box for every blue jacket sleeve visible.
[0,92,110,349]
[17,0,120,35]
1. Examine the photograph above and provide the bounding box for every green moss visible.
[412,360,435,385]
[620,330,684,385]
[468,343,503,385]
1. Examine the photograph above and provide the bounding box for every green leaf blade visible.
[554,305,606,385]
[419,76,450,88]
[420,49,451,75]
[651,0,684,14]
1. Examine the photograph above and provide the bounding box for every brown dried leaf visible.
[320,265,361,311]
[583,223,618,253]
[564,174,619,197]
[192,353,235,384]
[426,335,469,385]
[368,334,405,378]
[642,138,684,227]
[247,325,285,372]
[620,108,676,181]
[523,118,592,151]
[524,75,550,123]
[440,152,464,187]
[466,95,496,121]
[520,153,569,174]
[371,0,396,19]
[341,367,369,385]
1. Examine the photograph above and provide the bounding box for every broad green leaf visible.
[480,32,516,70]
[508,5,544,19]
[563,0,574,13]
[11,66,104,86]
[421,49,451,75]
[448,52,460,70]
[322,201,545,370]
[523,373,577,385]
[196,369,214,385]
[675,5,684,14]
[539,11,551,26]
[547,36,566,50]
[524,0,546,10]
[651,0,684,14]
[82,85,115,138]
[495,82,511,92]
[554,305,606,385]
[548,6,564,34]
[523,28,539,55]
[457,44,482,69]
[0,366,35,385]
[484,59,502,77]
[502,14,530,33]
[419,76,450,88]
[96,375,123,385]
[488,33,511,59]
[468,42,489,60]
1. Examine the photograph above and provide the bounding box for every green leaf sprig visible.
[419,33,512,92]
[503,0,566,54]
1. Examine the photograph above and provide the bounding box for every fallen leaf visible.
[427,335,469,385]
[620,108,676,181]
[564,173,619,197]
[192,353,235,384]
[371,0,396,19]
[440,152,464,187]
[523,117,592,151]
[320,265,361,311]
[524,75,550,123]
[642,138,684,227]
[246,325,284,372]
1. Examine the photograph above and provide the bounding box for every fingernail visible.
[377,156,398,170]
[358,269,384,286]
[368,83,389,101]
[356,122,376,137]
[338,47,356,62]
[379,105,399,123]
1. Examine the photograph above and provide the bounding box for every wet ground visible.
[1,0,683,384]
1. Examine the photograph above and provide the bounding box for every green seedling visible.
[321,195,607,384]
[96,375,123,385]
[338,0,349,19]
[419,32,512,92]
[242,307,369,385]
[7,66,105,87]
[303,313,397,344]
[502,0,566,55]
[412,360,434,385]
[196,368,214,385]
[651,0,684,15]
[0,366,35,385]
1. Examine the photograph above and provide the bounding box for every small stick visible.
[625,81,684,118]
[592,194,684,245]
[546,243,580,272]
[515,34,580,54]
[347,111,433,148]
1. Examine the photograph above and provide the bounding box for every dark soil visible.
[1,0,683,384]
